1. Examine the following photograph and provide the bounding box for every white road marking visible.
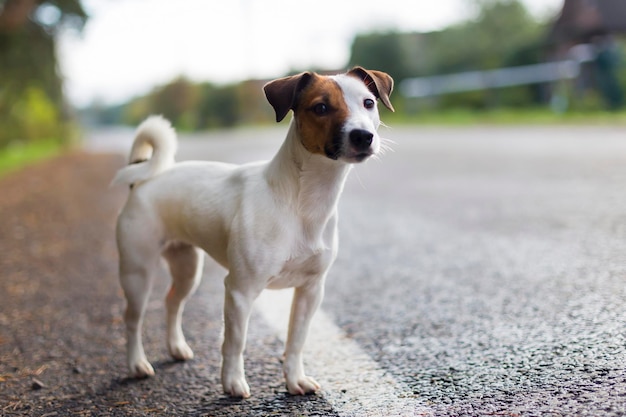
[256,289,433,417]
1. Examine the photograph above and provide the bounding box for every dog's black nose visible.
[349,129,374,151]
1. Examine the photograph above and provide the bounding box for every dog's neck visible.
[265,119,351,229]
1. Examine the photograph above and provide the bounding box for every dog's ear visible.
[347,67,395,112]
[264,72,314,122]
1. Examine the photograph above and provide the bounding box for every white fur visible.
[114,74,385,398]
[332,74,382,144]
[112,115,177,187]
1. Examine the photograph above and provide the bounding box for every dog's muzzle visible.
[324,128,376,163]
[347,129,375,162]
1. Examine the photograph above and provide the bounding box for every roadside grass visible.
[0,139,66,178]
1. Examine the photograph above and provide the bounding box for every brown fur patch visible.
[294,75,348,158]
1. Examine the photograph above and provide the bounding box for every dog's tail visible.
[111,115,178,187]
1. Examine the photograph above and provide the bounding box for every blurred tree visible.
[349,31,416,81]
[349,0,540,81]
[349,0,548,109]
[121,96,151,127]
[235,79,275,125]
[0,0,87,147]
[195,83,240,129]
[90,0,567,127]
[466,0,542,69]
[118,79,245,130]
[148,76,199,130]
[436,0,547,108]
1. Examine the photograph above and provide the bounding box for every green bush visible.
[0,86,64,147]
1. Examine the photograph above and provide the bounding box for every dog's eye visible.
[312,103,328,115]
[364,98,375,109]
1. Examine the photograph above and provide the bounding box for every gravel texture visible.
[4,125,626,416]
[0,152,336,416]
[324,126,626,416]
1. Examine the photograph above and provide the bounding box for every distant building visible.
[549,0,626,109]
[549,0,626,44]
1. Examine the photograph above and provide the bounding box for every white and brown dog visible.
[112,67,394,398]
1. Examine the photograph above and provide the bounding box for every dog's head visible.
[264,67,394,163]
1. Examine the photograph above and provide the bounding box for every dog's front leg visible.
[283,282,324,395]
[221,279,259,398]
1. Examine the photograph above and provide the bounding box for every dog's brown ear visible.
[264,72,314,122]
[347,66,395,112]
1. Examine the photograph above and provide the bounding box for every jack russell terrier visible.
[112,66,394,398]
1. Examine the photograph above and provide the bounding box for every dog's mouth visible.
[345,150,373,163]
[324,147,373,163]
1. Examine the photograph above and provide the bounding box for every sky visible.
[58,0,563,107]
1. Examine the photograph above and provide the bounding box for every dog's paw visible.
[129,358,155,378]
[169,341,194,361]
[286,375,321,396]
[223,376,251,398]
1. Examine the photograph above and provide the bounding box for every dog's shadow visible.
[91,358,334,415]
[110,358,190,386]
[199,388,335,416]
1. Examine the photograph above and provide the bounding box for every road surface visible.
[2,124,626,416]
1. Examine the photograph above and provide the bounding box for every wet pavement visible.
[2,125,626,416]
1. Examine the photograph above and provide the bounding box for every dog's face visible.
[264,67,394,163]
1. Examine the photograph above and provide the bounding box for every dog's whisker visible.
[381,136,396,146]
[352,167,368,190]
[375,137,395,158]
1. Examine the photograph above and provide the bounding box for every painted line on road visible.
[255,289,433,417]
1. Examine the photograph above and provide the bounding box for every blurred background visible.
[2,0,626,168]
[6,3,626,415]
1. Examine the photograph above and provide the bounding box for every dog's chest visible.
[267,250,328,289]
[265,219,335,290]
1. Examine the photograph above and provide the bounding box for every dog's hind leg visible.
[118,236,160,379]
[116,206,164,379]
[162,242,204,361]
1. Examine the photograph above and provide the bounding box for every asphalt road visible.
[4,124,626,416]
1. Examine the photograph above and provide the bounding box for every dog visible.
[112,66,394,398]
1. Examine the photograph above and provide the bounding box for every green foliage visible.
[349,0,550,110]
[350,0,545,79]
[349,31,416,81]
[0,137,64,177]
[34,0,89,33]
[12,86,59,139]
[109,1,558,131]
[196,83,240,129]
[148,77,199,129]
[85,0,626,127]
[0,85,70,147]
[116,79,271,131]
[0,0,88,152]
[464,0,542,69]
